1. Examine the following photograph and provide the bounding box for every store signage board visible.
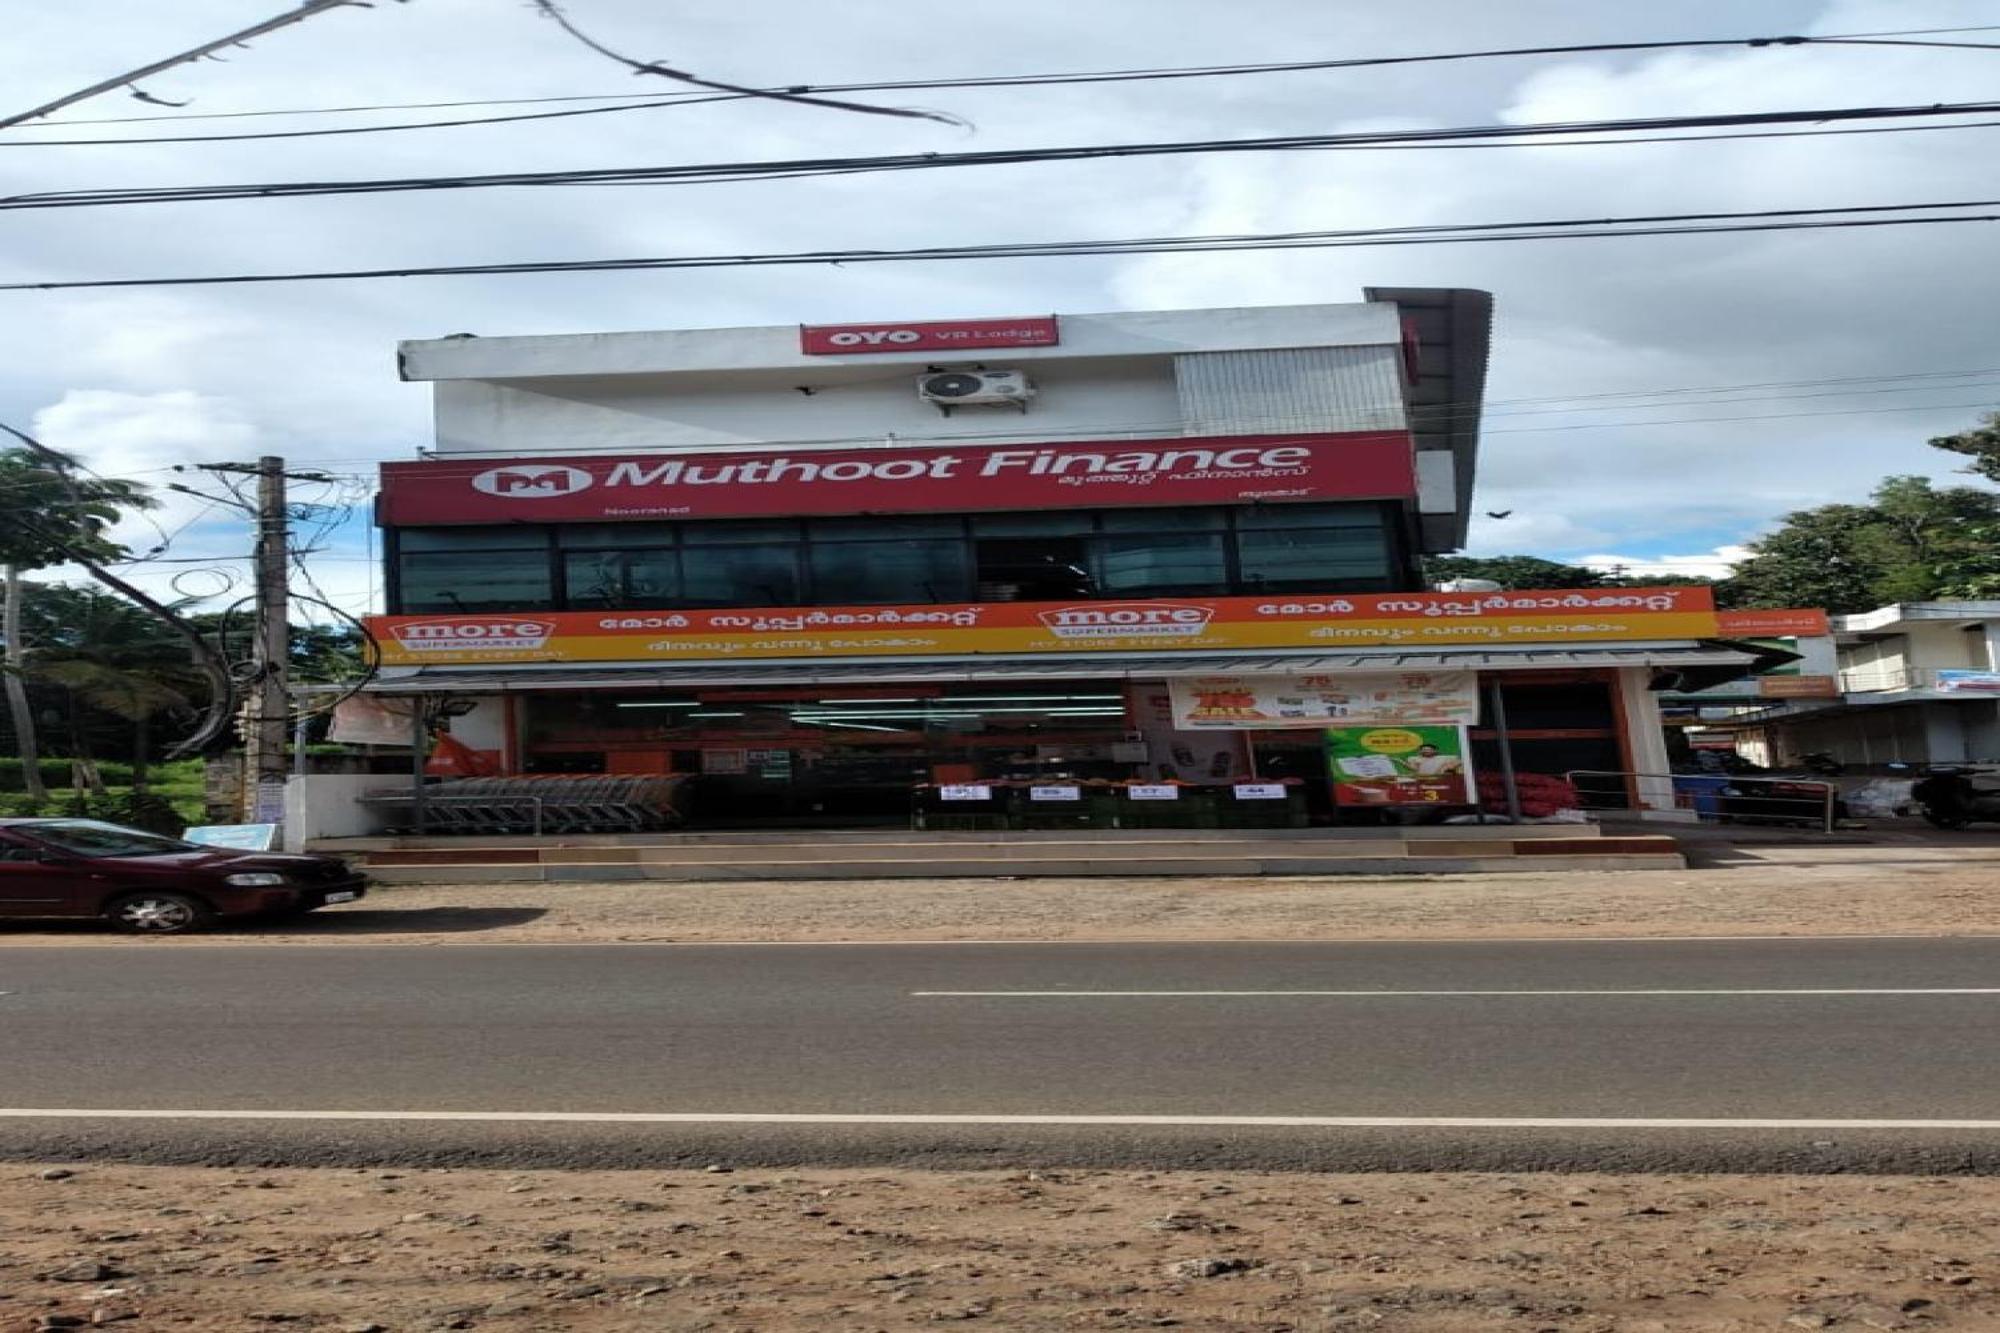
[1168,671,1476,730]
[938,784,994,801]
[1757,674,1841,699]
[1029,785,1083,802]
[1716,608,1831,638]
[799,316,1058,355]
[369,587,1719,666]
[1127,784,1180,801]
[1232,783,1288,800]
[1328,725,1474,808]
[1937,670,2000,694]
[376,432,1417,525]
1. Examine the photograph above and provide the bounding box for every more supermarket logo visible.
[388,619,555,652]
[1036,603,1215,639]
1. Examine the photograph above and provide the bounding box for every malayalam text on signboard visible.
[376,433,1417,526]
[368,587,1721,666]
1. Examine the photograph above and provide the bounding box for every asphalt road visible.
[7,937,2000,1170]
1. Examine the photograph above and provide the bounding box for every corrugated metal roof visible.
[358,641,1758,693]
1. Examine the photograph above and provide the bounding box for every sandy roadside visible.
[1,846,1994,946]
[7,1162,1995,1332]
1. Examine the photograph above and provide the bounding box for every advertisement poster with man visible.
[1327,724,1474,808]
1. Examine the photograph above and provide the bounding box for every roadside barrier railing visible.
[1564,769,1839,833]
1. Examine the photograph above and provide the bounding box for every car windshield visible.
[24,820,196,858]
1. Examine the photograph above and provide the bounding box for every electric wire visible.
[13,99,2000,211]
[8,24,1998,143]
[6,200,1996,293]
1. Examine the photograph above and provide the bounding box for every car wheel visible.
[104,891,215,935]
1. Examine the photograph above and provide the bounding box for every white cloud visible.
[1577,545,1753,578]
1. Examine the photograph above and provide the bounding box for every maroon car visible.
[0,818,368,934]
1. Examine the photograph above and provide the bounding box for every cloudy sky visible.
[5,0,1999,619]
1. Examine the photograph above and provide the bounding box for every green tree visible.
[1423,555,1607,589]
[1930,411,2000,485]
[1722,477,2000,613]
[0,447,158,800]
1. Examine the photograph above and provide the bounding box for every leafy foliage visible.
[0,447,155,570]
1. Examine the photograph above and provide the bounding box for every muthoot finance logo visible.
[1037,603,1215,639]
[471,464,595,499]
[391,619,555,652]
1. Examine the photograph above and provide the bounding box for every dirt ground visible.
[7,1162,1998,1332]
[3,844,1996,947]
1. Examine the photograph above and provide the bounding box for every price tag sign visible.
[1232,783,1287,800]
[938,784,994,802]
[1126,784,1180,801]
[1029,785,1082,802]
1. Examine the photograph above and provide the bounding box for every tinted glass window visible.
[970,512,1096,537]
[809,540,971,604]
[681,519,802,545]
[557,523,678,548]
[1235,526,1391,590]
[397,526,548,551]
[1096,508,1224,532]
[1091,533,1229,595]
[681,545,802,606]
[810,515,963,540]
[27,820,193,857]
[399,550,554,612]
[564,549,681,608]
[1234,502,1382,530]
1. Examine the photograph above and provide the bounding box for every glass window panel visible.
[1089,533,1229,596]
[680,518,802,545]
[396,525,548,551]
[1095,507,1224,532]
[809,515,963,540]
[968,508,1096,536]
[680,545,802,606]
[1234,526,1391,590]
[809,540,971,605]
[1233,502,1383,530]
[563,550,681,609]
[557,522,678,548]
[398,551,553,612]
[969,511,1096,537]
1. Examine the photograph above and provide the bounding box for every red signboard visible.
[1715,608,1831,638]
[377,432,1417,526]
[799,316,1058,355]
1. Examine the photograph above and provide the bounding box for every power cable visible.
[6,199,1997,293]
[14,98,2000,207]
[0,0,403,131]
[9,24,1999,142]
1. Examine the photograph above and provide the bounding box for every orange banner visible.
[1716,608,1830,638]
[367,587,1719,666]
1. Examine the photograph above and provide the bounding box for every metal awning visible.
[356,641,1766,694]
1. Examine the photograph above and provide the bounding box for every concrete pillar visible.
[1614,667,1683,816]
[1982,622,2000,673]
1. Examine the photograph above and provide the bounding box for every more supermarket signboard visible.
[366,587,1720,666]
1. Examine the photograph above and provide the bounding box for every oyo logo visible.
[391,619,555,652]
[824,328,924,348]
[471,464,594,499]
[1036,603,1215,639]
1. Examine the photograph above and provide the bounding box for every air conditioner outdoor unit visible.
[916,369,1035,407]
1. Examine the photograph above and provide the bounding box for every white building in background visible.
[1730,602,2000,767]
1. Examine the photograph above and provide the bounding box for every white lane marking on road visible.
[4,1108,2000,1130]
[909,988,2000,997]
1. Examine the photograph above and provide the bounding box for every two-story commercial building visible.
[353,293,1771,828]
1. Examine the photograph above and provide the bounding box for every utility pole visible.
[198,457,296,823]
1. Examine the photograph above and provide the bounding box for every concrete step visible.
[363,850,1683,884]
[359,839,1455,867]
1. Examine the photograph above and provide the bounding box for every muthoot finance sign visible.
[378,432,1418,525]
